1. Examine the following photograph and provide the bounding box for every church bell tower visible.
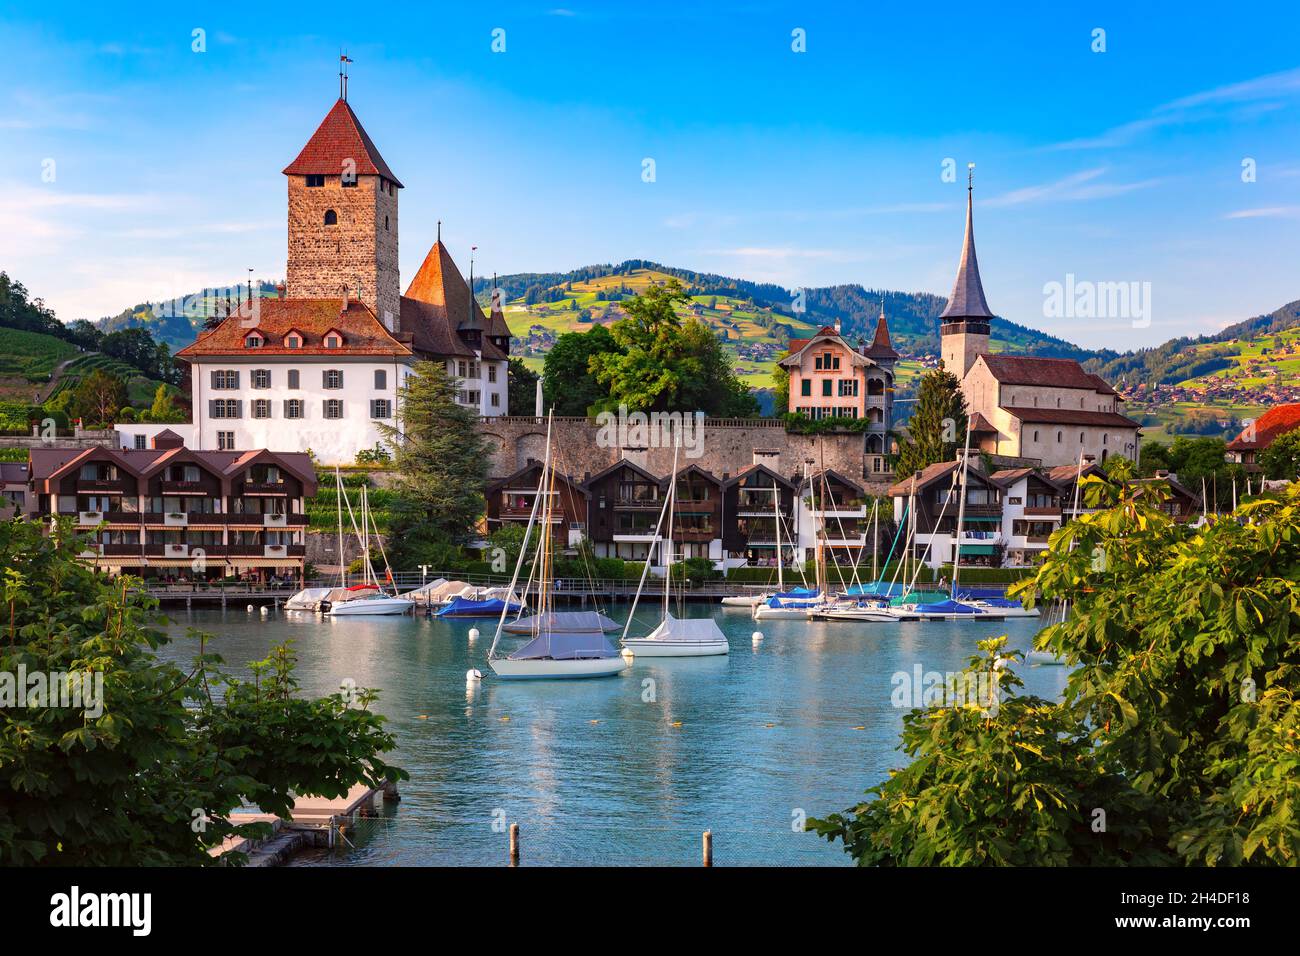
[939,165,993,378]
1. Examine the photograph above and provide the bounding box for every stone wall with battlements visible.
[476,416,891,490]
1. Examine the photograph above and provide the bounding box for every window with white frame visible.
[370,399,392,419]
[252,369,271,389]
[252,399,272,419]
[217,431,235,451]
[284,399,304,419]
[323,369,343,389]
[324,399,343,419]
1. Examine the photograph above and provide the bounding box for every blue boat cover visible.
[844,581,903,597]
[968,597,1021,608]
[914,599,982,615]
[776,586,820,599]
[510,630,621,660]
[436,596,523,618]
[768,597,818,609]
[956,587,1007,600]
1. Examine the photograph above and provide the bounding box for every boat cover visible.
[504,611,620,634]
[844,581,904,597]
[509,630,621,660]
[775,587,820,599]
[956,588,1007,601]
[436,596,524,617]
[767,596,819,609]
[889,591,948,607]
[913,599,982,615]
[324,585,380,603]
[642,613,726,644]
[968,597,1022,608]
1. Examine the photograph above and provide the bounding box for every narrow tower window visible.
[324,209,338,226]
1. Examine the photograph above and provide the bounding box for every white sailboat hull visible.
[812,606,895,622]
[488,656,628,679]
[327,598,414,616]
[883,605,1006,622]
[967,603,1040,618]
[621,637,730,657]
[752,604,815,620]
[721,594,768,607]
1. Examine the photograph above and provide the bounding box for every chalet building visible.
[485,460,588,554]
[1226,403,1300,472]
[990,467,1068,567]
[779,312,897,476]
[721,464,799,570]
[25,436,315,582]
[888,460,1005,569]
[663,464,724,565]
[582,459,664,563]
[798,469,869,565]
[169,92,510,465]
[938,178,1140,467]
[890,457,1202,570]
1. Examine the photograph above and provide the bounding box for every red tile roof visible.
[175,299,411,359]
[1001,406,1141,428]
[282,99,402,187]
[980,354,1117,394]
[1226,403,1300,451]
[968,411,999,433]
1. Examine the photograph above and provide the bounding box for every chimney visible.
[276,282,285,300]
[342,283,349,313]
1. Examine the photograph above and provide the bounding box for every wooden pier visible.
[213,780,399,866]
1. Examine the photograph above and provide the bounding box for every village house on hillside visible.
[119,92,510,464]
[1226,402,1300,472]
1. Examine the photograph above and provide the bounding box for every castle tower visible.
[283,96,402,330]
[939,167,993,378]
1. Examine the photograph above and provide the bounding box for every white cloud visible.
[1223,206,1300,220]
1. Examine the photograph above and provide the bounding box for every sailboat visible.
[326,476,413,616]
[487,414,627,679]
[622,442,729,657]
[720,485,804,608]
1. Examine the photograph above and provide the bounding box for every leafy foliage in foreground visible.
[811,478,1300,865]
[0,518,406,866]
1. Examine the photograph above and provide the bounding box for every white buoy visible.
[260,606,269,616]
[752,630,763,643]
[468,627,480,642]
[620,647,635,659]
[466,669,482,682]
[246,604,254,612]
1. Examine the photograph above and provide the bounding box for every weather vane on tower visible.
[339,51,353,101]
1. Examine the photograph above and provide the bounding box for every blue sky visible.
[2,0,1298,349]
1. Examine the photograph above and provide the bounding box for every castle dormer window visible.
[305,174,325,188]
[284,331,303,349]
[324,209,338,226]
[244,332,264,348]
[324,331,344,349]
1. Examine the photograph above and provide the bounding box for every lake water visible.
[157,603,1064,866]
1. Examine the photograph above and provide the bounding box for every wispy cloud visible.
[984,168,1161,207]
[1223,206,1300,220]
[1048,66,1300,151]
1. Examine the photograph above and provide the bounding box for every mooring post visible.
[702,829,713,867]
[509,822,520,867]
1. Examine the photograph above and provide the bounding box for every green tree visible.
[894,364,967,476]
[589,279,755,416]
[812,478,1300,865]
[144,383,185,423]
[543,324,619,416]
[1258,426,1300,480]
[69,369,128,426]
[376,360,488,547]
[507,357,539,415]
[0,518,405,865]
[771,364,790,416]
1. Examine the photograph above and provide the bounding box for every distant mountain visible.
[97,283,280,353]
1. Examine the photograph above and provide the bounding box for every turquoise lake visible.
[158,604,1064,866]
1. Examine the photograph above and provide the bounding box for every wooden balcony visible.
[242,481,289,495]
[160,480,206,495]
[1022,506,1062,518]
[76,478,132,493]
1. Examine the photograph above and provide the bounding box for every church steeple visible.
[939,163,992,377]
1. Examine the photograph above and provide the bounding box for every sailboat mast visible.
[663,440,680,619]
[335,466,345,587]
[774,483,784,591]
[951,417,973,599]
[489,412,553,660]
[871,499,879,584]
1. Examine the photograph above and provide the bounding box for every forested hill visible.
[482,259,1090,360]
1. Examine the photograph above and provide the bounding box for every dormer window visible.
[283,329,304,349]
[324,331,343,349]
[244,331,264,349]
[324,209,338,226]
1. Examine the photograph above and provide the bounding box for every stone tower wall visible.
[286,173,399,326]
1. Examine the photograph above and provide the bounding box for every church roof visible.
[864,309,899,359]
[175,298,411,359]
[938,184,994,320]
[282,98,403,187]
[1001,406,1141,428]
[979,354,1117,394]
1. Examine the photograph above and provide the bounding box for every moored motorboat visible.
[437,595,524,618]
[811,601,895,622]
[284,586,332,611]
[327,594,415,616]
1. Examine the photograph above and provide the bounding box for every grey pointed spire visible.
[939,174,994,320]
